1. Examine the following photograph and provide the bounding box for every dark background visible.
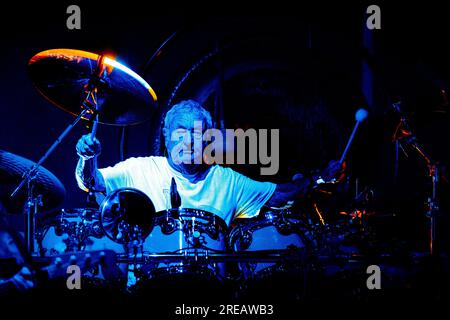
[1,2,449,253]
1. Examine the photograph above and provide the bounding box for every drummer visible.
[75,100,341,226]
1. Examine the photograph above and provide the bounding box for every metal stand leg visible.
[11,108,92,254]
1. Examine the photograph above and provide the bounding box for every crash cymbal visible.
[0,150,66,214]
[28,49,158,126]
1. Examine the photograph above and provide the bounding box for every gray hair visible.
[163,100,213,133]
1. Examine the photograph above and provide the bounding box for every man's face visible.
[165,113,206,173]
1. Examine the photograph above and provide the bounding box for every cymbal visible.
[28,49,158,126]
[0,150,66,214]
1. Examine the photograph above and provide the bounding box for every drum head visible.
[100,188,156,243]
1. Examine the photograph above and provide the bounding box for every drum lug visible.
[276,220,295,235]
[160,217,177,234]
[239,231,253,250]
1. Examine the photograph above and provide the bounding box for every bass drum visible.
[38,208,125,256]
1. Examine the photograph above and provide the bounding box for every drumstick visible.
[339,108,368,165]
[90,114,99,141]
[89,55,105,141]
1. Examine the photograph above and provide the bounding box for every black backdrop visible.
[1,2,450,253]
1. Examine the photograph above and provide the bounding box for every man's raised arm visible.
[75,134,105,193]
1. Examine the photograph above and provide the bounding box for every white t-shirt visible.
[99,156,276,226]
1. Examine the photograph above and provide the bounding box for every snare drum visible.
[132,208,229,298]
[228,209,314,280]
[38,208,124,256]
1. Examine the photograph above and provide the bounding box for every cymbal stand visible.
[85,55,107,205]
[396,132,440,256]
[391,102,441,256]
[408,139,440,256]
[10,57,107,255]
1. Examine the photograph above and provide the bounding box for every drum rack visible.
[116,249,309,264]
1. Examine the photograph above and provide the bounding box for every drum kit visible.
[0,48,409,300]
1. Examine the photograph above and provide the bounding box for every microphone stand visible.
[393,113,441,257]
[407,138,440,256]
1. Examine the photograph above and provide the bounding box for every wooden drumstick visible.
[90,113,99,141]
[89,54,105,142]
[339,108,368,165]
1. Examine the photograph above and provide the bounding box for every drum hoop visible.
[144,263,221,283]
[155,208,228,231]
[41,208,100,225]
[61,208,100,219]
[228,215,312,249]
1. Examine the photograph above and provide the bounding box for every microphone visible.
[170,177,181,209]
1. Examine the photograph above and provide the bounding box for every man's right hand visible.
[76,134,101,160]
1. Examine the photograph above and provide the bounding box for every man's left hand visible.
[321,160,344,183]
